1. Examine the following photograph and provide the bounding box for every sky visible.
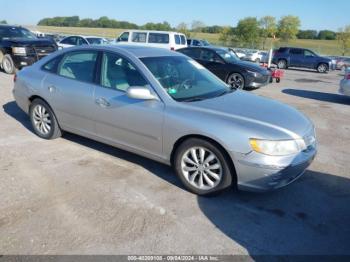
[2,0,350,31]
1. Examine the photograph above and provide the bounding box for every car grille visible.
[33,46,56,56]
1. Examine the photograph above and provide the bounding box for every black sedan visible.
[177,47,271,89]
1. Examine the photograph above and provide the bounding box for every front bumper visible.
[231,147,317,192]
[12,55,39,68]
[246,74,271,89]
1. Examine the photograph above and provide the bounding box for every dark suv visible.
[272,47,332,73]
[0,25,57,74]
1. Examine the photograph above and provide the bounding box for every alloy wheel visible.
[227,74,244,89]
[3,57,13,74]
[181,147,222,191]
[32,104,52,135]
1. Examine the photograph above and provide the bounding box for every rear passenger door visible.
[289,48,304,67]
[92,51,164,157]
[42,50,99,135]
[303,50,318,68]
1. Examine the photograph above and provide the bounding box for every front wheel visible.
[227,73,245,89]
[2,54,17,74]
[29,99,62,140]
[174,138,233,196]
[317,63,328,73]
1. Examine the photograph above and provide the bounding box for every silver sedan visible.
[13,45,317,195]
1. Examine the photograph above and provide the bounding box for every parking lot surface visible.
[0,68,350,256]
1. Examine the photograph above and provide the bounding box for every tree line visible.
[0,20,7,24]
[37,15,350,55]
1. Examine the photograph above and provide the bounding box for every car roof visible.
[74,45,183,58]
[120,30,185,35]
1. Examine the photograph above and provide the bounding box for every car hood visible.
[188,91,312,139]
[232,60,269,74]
[3,38,55,47]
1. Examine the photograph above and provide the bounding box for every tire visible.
[174,138,233,196]
[317,63,328,73]
[2,54,17,74]
[277,59,287,69]
[29,99,62,140]
[226,73,245,89]
[276,78,281,83]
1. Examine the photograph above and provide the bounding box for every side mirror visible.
[126,86,158,101]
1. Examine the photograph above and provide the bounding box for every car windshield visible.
[0,27,37,40]
[141,56,232,102]
[201,40,210,46]
[86,38,105,45]
[216,49,239,63]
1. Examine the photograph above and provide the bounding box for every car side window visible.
[180,35,186,45]
[148,33,169,44]
[100,52,148,92]
[290,49,303,55]
[179,49,201,59]
[200,50,217,62]
[61,37,76,45]
[132,32,147,43]
[42,56,62,73]
[77,37,88,46]
[58,51,98,83]
[304,50,315,57]
[118,32,129,42]
[193,40,201,46]
[175,35,181,45]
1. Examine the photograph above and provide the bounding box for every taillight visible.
[346,73,350,80]
[170,47,175,51]
[13,74,17,83]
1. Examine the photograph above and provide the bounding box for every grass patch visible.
[33,26,343,55]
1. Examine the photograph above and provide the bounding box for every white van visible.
[115,30,187,50]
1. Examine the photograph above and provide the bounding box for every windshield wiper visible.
[181,96,207,102]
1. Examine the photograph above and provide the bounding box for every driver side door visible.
[92,51,165,157]
[303,50,318,68]
[198,49,227,80]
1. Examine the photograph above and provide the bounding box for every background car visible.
[115,30,187,50]
[58,35,108,49]
[178,46,271,89]
[339,68,350,96]
[231,48,246,59]
[335,57,350,71]
[0,24,57,74]
[272,47,332,73]
[187,38,211,47]
[242,50,265,63]
[13,45,316,195]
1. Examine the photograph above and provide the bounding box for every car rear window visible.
[148,33,169,44]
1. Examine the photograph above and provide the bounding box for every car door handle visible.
[48,85,57,93]
[95,97,111,108]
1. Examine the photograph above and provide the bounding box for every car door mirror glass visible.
[126,86,158,100]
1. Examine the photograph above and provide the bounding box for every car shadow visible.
[3,101,33,131]
[2,100,182,190]
[197,170,350,256]
[283,89,350,105]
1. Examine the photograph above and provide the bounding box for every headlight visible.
[247,70,262,78]
[12,47,27,55]
[249,138,306,156]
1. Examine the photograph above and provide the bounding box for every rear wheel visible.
[277,59,287,69]
[317,63,328,73]
[227,73,245,89]
[174,138,233,196]
[2,54,17,74]
[29,99,62,140]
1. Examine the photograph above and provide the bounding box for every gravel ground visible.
[0,68,349,256]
